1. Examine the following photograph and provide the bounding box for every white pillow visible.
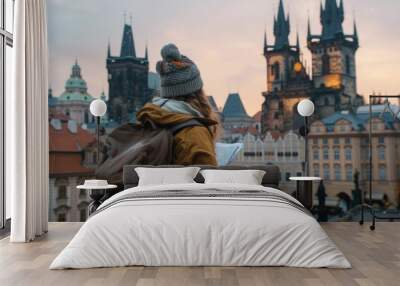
[200,169,266,185]
[135,167,200,186]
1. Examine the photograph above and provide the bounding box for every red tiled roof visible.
[49,122,95,152]
[49,153,93,176]
[49,121,95,176]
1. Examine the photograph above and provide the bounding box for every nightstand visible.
[77,182,117,215]
[289,177,322,210]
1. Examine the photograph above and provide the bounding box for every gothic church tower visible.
[308,0,361,118]
[261,0,313,133]
[107,22,151,124]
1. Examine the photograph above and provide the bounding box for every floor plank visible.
[0,222,399,286]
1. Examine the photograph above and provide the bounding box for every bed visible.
[50,165,350,269]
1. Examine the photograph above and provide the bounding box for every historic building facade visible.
[309,104,400,205]
[106,22,152,124]
[48,115,97,222]
[261,0,363,133]
[233,131,305,193]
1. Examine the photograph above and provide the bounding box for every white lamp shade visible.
[297,99,315,117]
[89,99,107,117]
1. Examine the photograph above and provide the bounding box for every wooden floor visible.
[0,222,399,286]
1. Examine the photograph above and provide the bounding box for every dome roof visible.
[58,59,93,103]
[64,60,88,93]
[59,91,93,102]
[65,77,87,91]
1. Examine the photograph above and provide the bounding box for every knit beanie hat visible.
[156,44,203,98]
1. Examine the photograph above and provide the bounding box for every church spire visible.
[107,40,111,58]
[353,19,359,46]
[339,0,344,17]
[307,16,312,41]
[120,20,136,57]
[273,0,290,50]
[263,28,268,55]
[320,0,344,40]
[145,43,148,60]
[296,32,300,50]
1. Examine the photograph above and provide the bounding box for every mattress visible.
[50,183,351,269]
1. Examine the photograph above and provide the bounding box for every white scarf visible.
[152,97,204,118]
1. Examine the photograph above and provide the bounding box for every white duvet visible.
[50,183,351,269]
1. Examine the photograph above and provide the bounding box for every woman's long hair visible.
[173,89,221,140]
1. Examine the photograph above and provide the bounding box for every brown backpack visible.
[95,119,203,185]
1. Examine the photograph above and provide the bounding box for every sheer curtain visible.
[7,0,49,242]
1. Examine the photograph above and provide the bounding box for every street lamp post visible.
[297,99,315,176]
[89,99,107,166]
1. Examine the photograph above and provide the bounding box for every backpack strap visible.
[168,119,204,135]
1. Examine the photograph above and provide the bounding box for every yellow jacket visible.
[136,103,218,166]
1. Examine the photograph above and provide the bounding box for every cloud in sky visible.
[47,0,400,115]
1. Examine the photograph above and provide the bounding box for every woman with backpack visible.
[136,43,220,166]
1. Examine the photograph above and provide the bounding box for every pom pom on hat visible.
[157,43,203,98]
[161,43,182,61]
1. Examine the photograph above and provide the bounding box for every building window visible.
[323,164,330,180]
[362,165,370,180]
[346,165,353,181]
[313,165,320,177]
[345,137,351,144]
[333,138,340,145]
[58,186,67,199]
[378,146,385,161]
[84,111,89,123]
[378,137,385,144]
[273,62,280,80]
[334,164,341,180]
[285,172,291,181]
[322,54,330,75]
[313,148,319,160]
[334,148,340,160]
[345,55,351,75]
[322,138,328,145]
[323,147,329,160]
[313,138,318,145]
[379,165,387,180]
[345,147,352,161]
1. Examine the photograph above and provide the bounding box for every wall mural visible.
[47,0,400,222]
